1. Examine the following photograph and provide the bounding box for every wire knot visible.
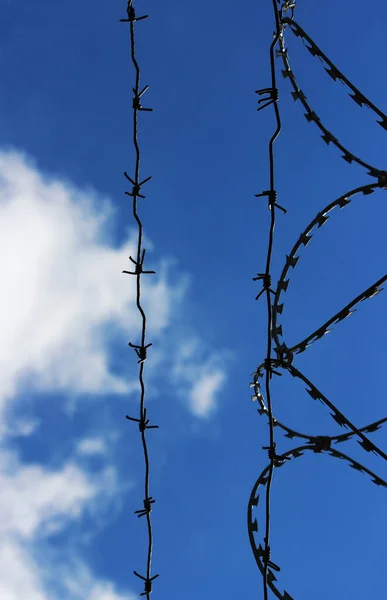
[124,172,152,199]
[378,171,387,189]
[132,85,153,112]
[122,249,156,276]
[263,442,290,467]
[126,408,159,432]
[128,342,152,363]
[261,541,281,571]
[253,273,275,300]
[255,189,287,213]
[119,4,149,23]
[256,87,279,111]
[135,497,156,518]
[263,358,282,379]
[276,345,294,367]
[312,436,332,453]
[133,571,160,596]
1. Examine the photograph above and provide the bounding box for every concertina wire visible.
[119,0,387,598]
[250,1,387,599]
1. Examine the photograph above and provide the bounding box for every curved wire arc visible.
[272,183,386,353]
[278,21,381,176]
[248,444,387,600]
[281,17,387,130]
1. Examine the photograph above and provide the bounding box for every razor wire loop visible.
[133,572,160,597]
[251,2,387,598]
[248,446,387,600]
[120,1,158,597]
[280,17,387,132]
[276,13,385,176]
[270,183,385,357]
[257,354,387,465]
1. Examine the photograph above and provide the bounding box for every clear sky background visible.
[0,0,387,598]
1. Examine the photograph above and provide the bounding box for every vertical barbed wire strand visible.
[120,2,159,598]
[253,1,288,598]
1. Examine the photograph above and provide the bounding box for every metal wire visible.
[253,1,285,597]
[250,2,387,597]
[120,2,159,598]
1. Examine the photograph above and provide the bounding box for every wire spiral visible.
[250,2,387,598]
[120,2,159,598]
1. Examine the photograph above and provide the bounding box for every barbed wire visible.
[250,1,387,598]
[120,2,159,598]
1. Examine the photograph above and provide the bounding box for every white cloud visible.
[0,535,136,600]
[58,560,136,600]
[0,538,47,600]
[0,446,134,600]
[0,148,188,422]
[0,145,231,600]
[171,337,229,417]
[190,370,226,418]
[0,461,95,539]
[0,147,229,421]
[77,437,107,456]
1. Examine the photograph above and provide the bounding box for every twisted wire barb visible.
[250,1,387,596]
[120,2,159,597]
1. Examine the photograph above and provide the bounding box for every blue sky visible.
[1,0,387,598]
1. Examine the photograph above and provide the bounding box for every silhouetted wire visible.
[120,2,159,598]
[249,1,387,598]
[253,0,286,597]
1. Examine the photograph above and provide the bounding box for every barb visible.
[120,2,159,598]
[251,1,387,596]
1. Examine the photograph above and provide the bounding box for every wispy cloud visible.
[190,369,226,417]
[77,437,107,456]
[0,446,134,599]
[0,146,232,599]
[170,337,230,417]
